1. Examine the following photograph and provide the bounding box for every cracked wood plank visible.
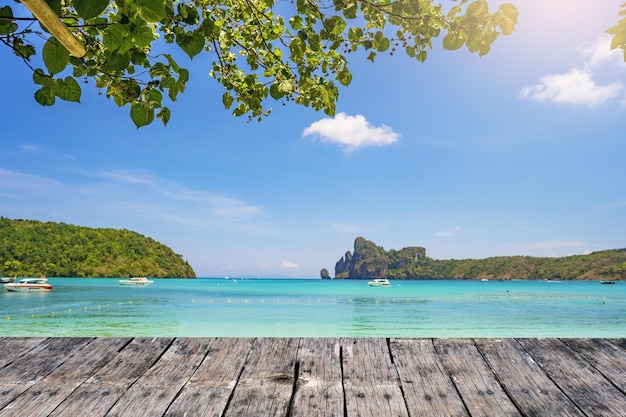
[390,338,469,417]
[222,338,299,417]
[518,338,626,417]
[105,338,211,417]
[0,337,93,410]
[433,339,521,417]
[291,338,343,417]
[164,338,255,417]
[475,338,585,417]
[0,338,129,417]
[342,338,408,417]
[48,337,173,417]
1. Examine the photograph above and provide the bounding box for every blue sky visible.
[1,0,625,277]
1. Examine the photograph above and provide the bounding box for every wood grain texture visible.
[0,338,624,417]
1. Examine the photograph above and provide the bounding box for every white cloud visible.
[526,241,586,250]
[434,231,455,237]
[281,260,300,269]
[99,169,261,221]
[577,36,625,68]
[520,68,623,107]
[521,36,625,107]
[330,222,360,233]
[302,112,400,152]
[20,144,44,153]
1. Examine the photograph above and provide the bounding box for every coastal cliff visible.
[327,237,626,280]
[334,237,426,279]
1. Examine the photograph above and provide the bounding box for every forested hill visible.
[0,218,196,278]
[331,237,626,280]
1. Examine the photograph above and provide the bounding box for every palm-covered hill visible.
[0,218,196,278]
[332,237,626,280]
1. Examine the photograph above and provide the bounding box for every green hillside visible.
[332,237,626,280]
[0,218,196,278]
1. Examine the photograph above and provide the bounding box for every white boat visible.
[4,277,53,292]
[119,277,154,286]
[367,278,390,287]
[0,275,16,283]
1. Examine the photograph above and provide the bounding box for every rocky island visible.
[325,237,626,281]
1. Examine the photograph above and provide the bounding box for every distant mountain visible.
[329,237,626,280]
[0,218,196,278]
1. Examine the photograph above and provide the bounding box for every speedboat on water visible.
[119,277,154,286]
[367,278,390,287]
[0,275,16,283]
[4,277,53,292]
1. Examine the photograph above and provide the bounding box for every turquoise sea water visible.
[1,278,624,337]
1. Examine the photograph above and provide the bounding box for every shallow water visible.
[1,278,624,337]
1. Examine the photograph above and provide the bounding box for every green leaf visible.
[133,25,155,49]
[336,68,352,86]
[611,33,626,50]
[148,88,163,107]
[443,32,465,50]
[73,0,108,20]
[44,0,62,16]
[222,92,234,109]
[33,69,49,86]
[376,37,390,53]
[499,3,519,21]
[35,84,56,106]
[289,38,305,61]
[325,16,347,36]
[290,15,303,30]
[269,83,284,100]
[466,0,488,17]
[157,107,171,126]
[137,0,166,22]
[56,77,81,102]
[103,24,130,52]
[42,38,69,75]
[102,51,131,72]
[130,102,154,128]
[0,6,18,35]
[176,31,205,59]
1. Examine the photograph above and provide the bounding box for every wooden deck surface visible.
[0,338,624,416]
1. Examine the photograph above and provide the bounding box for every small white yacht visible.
[119,277,154,286]
[367,278,390,287]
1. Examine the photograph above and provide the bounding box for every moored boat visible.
[119,277,154,286]
[4,277,52,292]
[367,278,390,287]
[0,275,16,284]
[600,280,616,284]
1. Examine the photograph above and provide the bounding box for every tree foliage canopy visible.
[607,2,626,60]
[0,218,196,278]
[1,0,518,127]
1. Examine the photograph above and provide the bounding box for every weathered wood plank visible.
[475,338,586,417]
[164,338,255,417]
[0,338,130,417]
[0,337,93,410]
[291,338,343,417]
[342,338,408,417]
[433,339,521,417]
[390,338,469,417]
[561,338,626,393]
[0,338,624,417]
[223,338,299,417]
[0,338,47,368]
[48,337,173,417]
[518,338,626,417]
[105,338,210,417]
